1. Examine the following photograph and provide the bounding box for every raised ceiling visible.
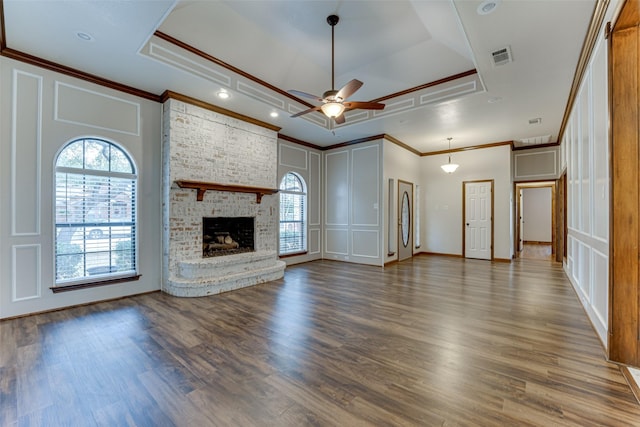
[1,0,597,152]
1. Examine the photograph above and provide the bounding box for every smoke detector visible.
[491,46,513,66]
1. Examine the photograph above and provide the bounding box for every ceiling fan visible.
[288,14,385,125]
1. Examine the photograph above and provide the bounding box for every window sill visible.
[50,274,141,293]
[279,251,308,259]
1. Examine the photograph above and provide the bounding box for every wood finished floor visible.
[2,256,639,426]
[519,244,554,261]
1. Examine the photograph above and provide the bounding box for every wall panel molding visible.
[351,145,380,227]
[54,81,141,136]
[12,244,42,301]
[514,150,557,179]
[11,69,42,236]
[351,230,380,258]
[308,229,321,254]
[325,228,348,255]
[325,150,349,226]
[279,143,308,170]
[309,151,321,226]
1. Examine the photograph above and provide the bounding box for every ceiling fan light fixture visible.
[320,101,345,118]
[287,14,384,123]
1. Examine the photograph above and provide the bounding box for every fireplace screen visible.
[203,217,255,257]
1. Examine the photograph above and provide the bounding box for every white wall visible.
[562,9,611,345]
[383,139,422,264]
[0,57,162,319]
[324,141,383,266]
[522,187,552,242]
[277,140,323,265]
[421,145,513,260]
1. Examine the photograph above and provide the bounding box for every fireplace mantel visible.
[175,180,278,203]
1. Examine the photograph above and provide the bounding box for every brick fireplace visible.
[161,94,285,297]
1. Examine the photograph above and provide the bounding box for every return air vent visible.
[491,46,513,66]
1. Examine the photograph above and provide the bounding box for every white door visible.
[464,181,492,260]
[398,180,413,261]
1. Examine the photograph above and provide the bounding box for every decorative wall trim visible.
[351,144,380,227]
[279,143,308,170]
[324,228,349,255]
[279,132,513,158]
[309,151,321,226]
[514,150,557,178]
[558,0,610,142]
[147,41,232,87]
[309,229,321,254]
[154,31,315,109]
[54,81,141,136]
[12,244,41,301]
[324,150,349,226]
[1,48,160,101]
[370,69,478,103]
[512,142,560,151]
[11,69,42,236]
[150,32,482,132]
[351,230,380,258]
[384,134,422,156]
[421,140,513,156]
[278,133,323,151]
[237,81,286,110]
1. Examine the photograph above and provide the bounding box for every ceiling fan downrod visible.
[327,14,339,92]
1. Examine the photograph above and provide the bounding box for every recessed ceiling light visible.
[216,90,230,100]
[76,31,93,41]
[477,0,500,15]
[270,111,279,118]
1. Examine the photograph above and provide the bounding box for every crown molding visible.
[1,48,160,102]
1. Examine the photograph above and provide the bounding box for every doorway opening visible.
[514,181,556,261]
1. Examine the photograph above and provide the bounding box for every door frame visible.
[513,181,556,259]
[462,179,494,260]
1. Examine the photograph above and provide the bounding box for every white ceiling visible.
[2,0,596,153]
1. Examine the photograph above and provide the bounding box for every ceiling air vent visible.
[491,46,513,66]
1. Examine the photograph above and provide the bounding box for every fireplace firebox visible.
[203,217,255,257]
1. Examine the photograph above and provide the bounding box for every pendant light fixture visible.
[441,137,459,173]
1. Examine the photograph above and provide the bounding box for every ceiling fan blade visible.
[336,79,363,100]
[343,101,385,110]
[334,114,346,125]
[290,106,321,118]
[288,90,323,102]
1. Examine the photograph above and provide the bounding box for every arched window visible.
[54,138,137,285]
[279,172,307,255]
